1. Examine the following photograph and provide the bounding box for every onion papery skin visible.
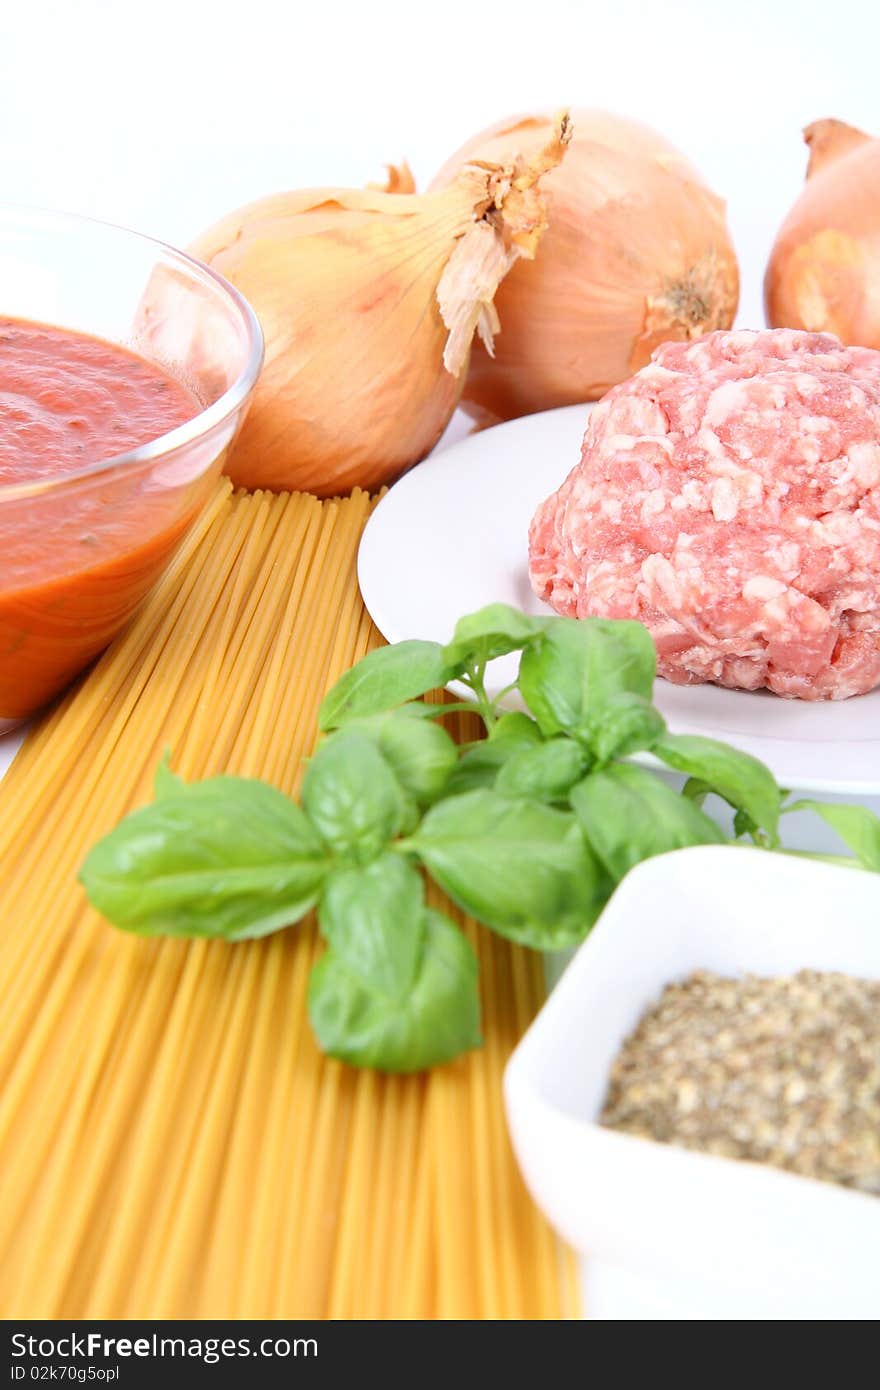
[189,120,569,498]
[765,120,880,350]
[191,187,477,496]
[430,109,739,423]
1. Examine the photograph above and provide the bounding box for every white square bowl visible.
[503,846,880,1320]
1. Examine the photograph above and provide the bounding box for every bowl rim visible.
[0,202,264,504]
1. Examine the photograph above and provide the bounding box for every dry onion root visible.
[368,162,416,194]
[765,119,880,349]
[188,115,570,496]
[430,109,739,423]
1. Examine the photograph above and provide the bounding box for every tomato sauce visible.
[0,319,205,723]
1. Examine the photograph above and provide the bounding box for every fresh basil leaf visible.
[397,792,421,838]
[319,852,425,997]
[376,714,458,807]
[444,714,543,796]
[570,763,726,881]
[308,909,481,1072]
[443,603,547,668]
[409,789,604,949]
[350,701,444,730]
[653,733,781,846]
[444,744,510,796]
[318,641,455,731]
[733,807,758,840]
[682,777,712,807]
[785,800,880,871]
[345,704,452,818]
[80,776,328,940]
[495,737,588,802]
[518,617,656,737]
[590,692,666,764]
[489,712,543,746]
[685,780,762,845]
[302,729,407,863]
[154,750,184,800]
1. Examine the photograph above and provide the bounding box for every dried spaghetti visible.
[0,482,578,1319]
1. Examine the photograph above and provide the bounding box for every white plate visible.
[358,405,880,796]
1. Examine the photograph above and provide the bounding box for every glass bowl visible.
[0,205,263,730]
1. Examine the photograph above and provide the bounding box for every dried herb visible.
[602,969,880,1195]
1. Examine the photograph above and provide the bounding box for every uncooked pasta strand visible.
[398,1135,436,1319]
[369,1078,424,1318]
[194,932,289,1314]
[325,1068,382,1319]
[15,946,241,1315]
[133,947,269,1317]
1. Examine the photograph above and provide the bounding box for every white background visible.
[0,0,877,330]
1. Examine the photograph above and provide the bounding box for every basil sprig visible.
[80,603,880,1073]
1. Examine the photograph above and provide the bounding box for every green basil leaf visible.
[409,789,604,949]
[397,793,421,838]
[785,800,880,871]
[495,737,588,802]
[318,641,455,731]
[733,807,758,840]
[518,617,656,737]
[304,729,407,856]
[343,704,451,819]
[349,701,444,730]
[682,777,712,807]
[590,692,666,763]
[653,733,781,846]
[154,751,185,800]
[308,909,481,1072]
[444,744,510,796]
[442,603,547,668]
[376,714,458,807]
[570,763,726,881]
[302,729,407,863]
[489,712,543,746]
[80,776,328,940]
[444,714,543,797]
[319,852,425,997]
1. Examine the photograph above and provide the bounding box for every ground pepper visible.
[601,970,880,1195]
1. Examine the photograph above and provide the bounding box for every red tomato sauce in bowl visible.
[0,320,198,485]
[0,319,205,723]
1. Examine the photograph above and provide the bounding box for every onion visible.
[187,116,569,496]
[430,109,739,422]
[765,119,880,348]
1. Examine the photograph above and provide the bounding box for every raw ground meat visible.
[528,328,880,699]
